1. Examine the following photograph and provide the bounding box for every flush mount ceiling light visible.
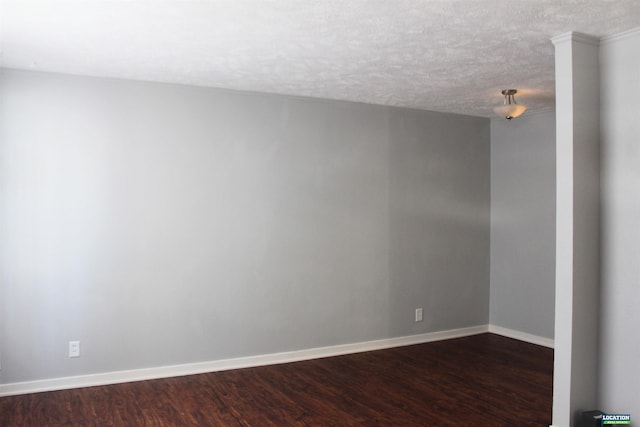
[493,89,527,120]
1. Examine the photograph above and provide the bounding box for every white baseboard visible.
[0,324,489,397]
[488,324,554,348]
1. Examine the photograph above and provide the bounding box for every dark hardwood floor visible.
[0,333,553,426]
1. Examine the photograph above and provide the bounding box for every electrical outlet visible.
[69,341,80,358]
[415,308,423,323]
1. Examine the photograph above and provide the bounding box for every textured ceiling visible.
[1,0,639,117]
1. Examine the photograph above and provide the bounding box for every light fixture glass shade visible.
[493,103,527,119]
[494,89,527,119]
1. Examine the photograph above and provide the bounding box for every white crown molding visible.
[0,325,489,397]
[600,26,640,44]
[551,31,600,46]
[549,27,639,47]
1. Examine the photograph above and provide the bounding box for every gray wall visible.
[599,29,640,415]
[490,112,556,339]
[0,69,490,384]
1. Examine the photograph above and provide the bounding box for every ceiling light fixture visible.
[493,89,527,120]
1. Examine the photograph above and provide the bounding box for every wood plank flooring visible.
[0,333,553,426]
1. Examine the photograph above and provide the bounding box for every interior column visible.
[551,31,601,427]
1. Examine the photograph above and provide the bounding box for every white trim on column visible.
[551,31,600,46]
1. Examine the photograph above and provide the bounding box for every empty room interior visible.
[1,1,639,426]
